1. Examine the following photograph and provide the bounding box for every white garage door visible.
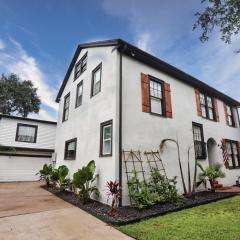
[0,155,52,182]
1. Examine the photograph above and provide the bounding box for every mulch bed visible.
[44,186,237,226]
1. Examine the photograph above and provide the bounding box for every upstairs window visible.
[100,120,112,156]
[64,138,77,160]
[226,105,235,127]
[149,77,165,115]
[200,93,215,120]
[192,122,206,159]
[74,52,87,80]
[91,63,102,97]
[16,123,37,143]
[226,140,240,168]
[75,81,83,108]
[62,93,70,122]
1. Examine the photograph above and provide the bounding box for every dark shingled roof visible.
[56,39,240,106]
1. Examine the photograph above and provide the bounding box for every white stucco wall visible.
[121,54,240,205]
[55,46,119,204]
[0,117,56,149]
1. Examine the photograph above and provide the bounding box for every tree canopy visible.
[0,74,41,117]
[194,0,240,45]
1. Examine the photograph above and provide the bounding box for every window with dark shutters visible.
[233,107,238,128]
[195,89,202,116]
[213,98,220,122]
[164,82,172,118]
[141,73,150,113]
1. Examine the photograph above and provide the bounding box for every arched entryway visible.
[207,138,218,166]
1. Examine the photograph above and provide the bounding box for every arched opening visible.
[207,138,218,166]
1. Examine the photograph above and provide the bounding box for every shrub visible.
[72,160,99,204]
[37,164,53,187]
[127,170,184,209]
[128,172,161,209]
[106,180,121,215]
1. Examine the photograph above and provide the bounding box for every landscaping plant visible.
[49,165,70,191]
[72,160,99,203]
[197,163,225,192]
[106,180,121,216]
[148,168,185,204]
[37,163,53,187]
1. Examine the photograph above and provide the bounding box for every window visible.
[192,122,206,159]
[91,63,102,97]
[64,138,77,160]
[15,123,37,143]
[226,140,240,168]
[149,77,165,115]
[200,93,215,120]
[226,105,235,127]
[75,81,83,108]
[62,93,70,122]
[74,52,87,80]
[100,120,112,156]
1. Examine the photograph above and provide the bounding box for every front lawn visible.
[118,196,240,240]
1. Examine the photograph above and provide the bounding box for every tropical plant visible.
[197,163,225,192]
[160,138,187,195]
[37,164,53,187]
[72,160,99,204]
[49,165,70,191]
[106,180,121,216]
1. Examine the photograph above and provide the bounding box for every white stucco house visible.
[0,114,57,182]
[55,39,240,205]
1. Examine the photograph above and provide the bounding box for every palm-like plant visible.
[37,164,53,187]
[197,163,225,192]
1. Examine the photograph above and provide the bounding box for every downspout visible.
[118,44,127,207]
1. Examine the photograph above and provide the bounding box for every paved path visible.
[0,182,133,240]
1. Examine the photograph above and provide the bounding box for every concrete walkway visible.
[0,182,133,240]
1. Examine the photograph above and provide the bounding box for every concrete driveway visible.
[0,182,132,240]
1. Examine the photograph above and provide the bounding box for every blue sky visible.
[0,0,239,120]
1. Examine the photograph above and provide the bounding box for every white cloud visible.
[102,0,240,102]
[29,109,56,122]
[0,39,5,50]
[0,38,58,117]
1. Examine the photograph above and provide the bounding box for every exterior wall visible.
[55,46,119,204]
[121,54,240,205]
[0,117,56,150]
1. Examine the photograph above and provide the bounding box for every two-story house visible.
[55,39,240,205]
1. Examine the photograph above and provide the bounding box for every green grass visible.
[118,196,240,240]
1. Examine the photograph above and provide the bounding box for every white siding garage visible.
[0,156,52,182]
[0,114,57,182]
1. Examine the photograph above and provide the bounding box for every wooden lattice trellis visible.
[122,150,146,205]
[144,150,167,179]
[123,149,168,206]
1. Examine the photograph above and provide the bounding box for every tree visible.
[194,0,240,46]
[0,74,41,117]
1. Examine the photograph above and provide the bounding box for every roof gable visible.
[56,39,240,106]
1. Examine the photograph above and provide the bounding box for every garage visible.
[0,155,52,182]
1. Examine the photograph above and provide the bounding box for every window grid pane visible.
[150,80,163,115]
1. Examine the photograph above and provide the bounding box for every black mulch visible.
[44,187,237,226]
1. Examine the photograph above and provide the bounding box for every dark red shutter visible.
[233,107,238,128]
[213,98,220,122]
[223,103,229,126]
[164,82,172,118]
[237,142,240,156]
[141,73,150,113]
[195,89,201,116]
